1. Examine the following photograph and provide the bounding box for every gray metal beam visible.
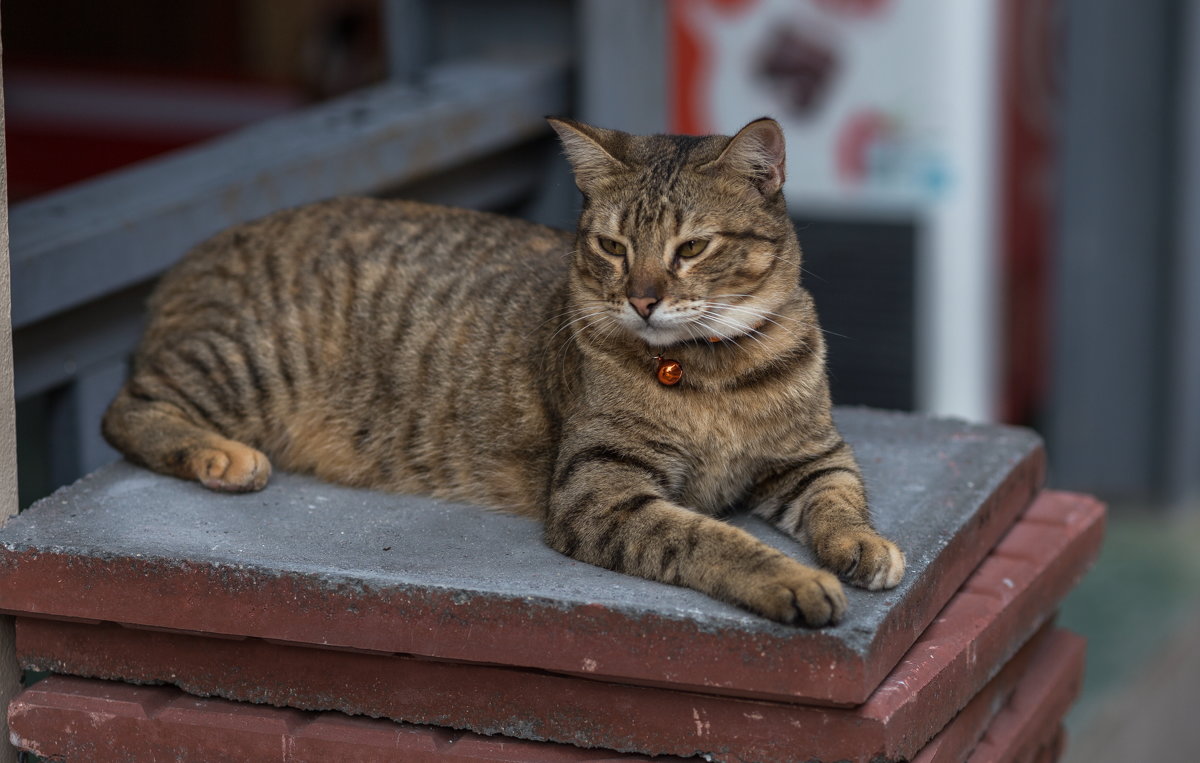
[10,139,555,403]
[1168,0,1200,508]
[383,0,431,85]
[47,359,124,486]
[1048,0,1175,498]
[12,284,149,400]
[389,139,551,213]
[8,147,559,403]
[9,56,568,329]
[579,0,668,134]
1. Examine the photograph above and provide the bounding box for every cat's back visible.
[133,197,576,510]
[152,197,571,322]
[145,197,574,363]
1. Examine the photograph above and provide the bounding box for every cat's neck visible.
[573,289,821,393]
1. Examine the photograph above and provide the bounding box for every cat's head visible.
[549,117,801,348]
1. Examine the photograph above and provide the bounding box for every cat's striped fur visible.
[103,118,904,625]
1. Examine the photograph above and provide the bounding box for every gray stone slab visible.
[0,408,1044,705]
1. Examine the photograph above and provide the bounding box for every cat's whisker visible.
[525,301,609,339]
[547,316,606,391]
[707,301,808,344]
[711,304,799,339]
[545,309,613,343]
[552,312,604,355]
[696,320,754,355]
[681,321,724,353]
[541,300,608,322]
[559,312,619,398]
[595,320,624,347]
[700,306,758,330]
[714,313,773,348]
[723,302,844,341]
[708,299,806,327]
[697,311,768,352]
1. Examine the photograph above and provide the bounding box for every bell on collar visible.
[655,356,683,386]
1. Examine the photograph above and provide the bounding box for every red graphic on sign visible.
[813,0,890,19]
[836,109,891,183]
[669,0,707,134]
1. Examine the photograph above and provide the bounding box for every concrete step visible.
[7,628,1085,763]
[11,490,1103,762]
[0,408,1045,706]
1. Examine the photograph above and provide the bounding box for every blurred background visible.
[2,0,1198,759]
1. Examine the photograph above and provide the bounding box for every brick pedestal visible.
[9,629,1084,763]
[11,492,1103,762]
[0,410,1097,762]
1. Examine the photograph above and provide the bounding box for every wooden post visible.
[0,21,26,763]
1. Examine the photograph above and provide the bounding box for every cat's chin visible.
[628,323,709,349]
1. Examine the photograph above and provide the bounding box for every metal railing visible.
[8,1,572,498]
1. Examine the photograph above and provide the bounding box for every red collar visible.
[652,322,765,386]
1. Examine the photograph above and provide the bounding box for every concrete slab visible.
[12,492,1103,763]
[6,629,1084,763]
[0,408,1045,705]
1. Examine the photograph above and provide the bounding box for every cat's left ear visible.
[700,117,787,196]
[546,117,629,193]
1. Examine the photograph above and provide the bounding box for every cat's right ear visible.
[700,117,787,196]
[547,117,629,193]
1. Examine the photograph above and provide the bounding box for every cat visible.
[102,117,905,626]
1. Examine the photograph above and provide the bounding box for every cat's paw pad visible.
[750,566,847,627]
[818,530,905,591]
[193,445,271,493]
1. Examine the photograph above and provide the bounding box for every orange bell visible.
[656,357,683,386]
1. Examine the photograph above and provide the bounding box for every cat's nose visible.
[629,296,659,319]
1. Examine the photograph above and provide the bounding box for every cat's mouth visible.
[620,308,757,349]
[609,295,777,349]
[611,303,696,347]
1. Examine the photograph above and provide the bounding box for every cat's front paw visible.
[742,563,847,627]
[815,529,905,591]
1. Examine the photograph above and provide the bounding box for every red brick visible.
[13,492,1103,763]
[967,634,1085,763]
[8,630,1082,763]
[9,675,674,762]
[914,630,1084,763]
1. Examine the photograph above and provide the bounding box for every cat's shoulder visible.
[212,197,569,251]
[276,196,565,233]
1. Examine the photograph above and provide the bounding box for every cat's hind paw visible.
[192,442,272,493]
[818,530,905,591]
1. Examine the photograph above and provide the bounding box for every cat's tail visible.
[102,380,271,492]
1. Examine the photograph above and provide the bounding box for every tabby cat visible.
[102,117,904,626]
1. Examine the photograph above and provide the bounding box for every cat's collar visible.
[651,321,765,386]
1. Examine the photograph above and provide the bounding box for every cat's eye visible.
[598,237,627,256]
[676,239,709,258]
